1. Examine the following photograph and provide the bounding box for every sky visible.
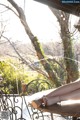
[0,0,79,43]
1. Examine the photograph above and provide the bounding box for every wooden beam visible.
[34,0,80,16]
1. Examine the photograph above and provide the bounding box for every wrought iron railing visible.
[0,79,53,120]
[0,93,31,120]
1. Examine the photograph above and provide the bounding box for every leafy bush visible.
[0,59,23,94]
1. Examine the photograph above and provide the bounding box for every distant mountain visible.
[0,40,80,62]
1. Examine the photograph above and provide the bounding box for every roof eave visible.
[34,0,80,16]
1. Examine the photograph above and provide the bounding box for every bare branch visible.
[0,3,18,16]
[2,35,48,78]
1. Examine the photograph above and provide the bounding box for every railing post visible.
[51,113,54,120]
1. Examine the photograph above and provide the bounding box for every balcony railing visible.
[0,79,53,120]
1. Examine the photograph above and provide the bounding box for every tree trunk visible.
[32,37,61,86]
[49,8,79,83]
[7,0,61,86]
[60,20,79,83]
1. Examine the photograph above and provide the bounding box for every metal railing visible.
[0,79,52,120]
[0,93,31,120]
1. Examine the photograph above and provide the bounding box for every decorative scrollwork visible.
[0,79,53,120]
[26,79,52,95]
[31,106,45,120]
[0,94,31,120]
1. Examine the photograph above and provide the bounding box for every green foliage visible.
[0,59,24,94]
[0,58,52,94]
